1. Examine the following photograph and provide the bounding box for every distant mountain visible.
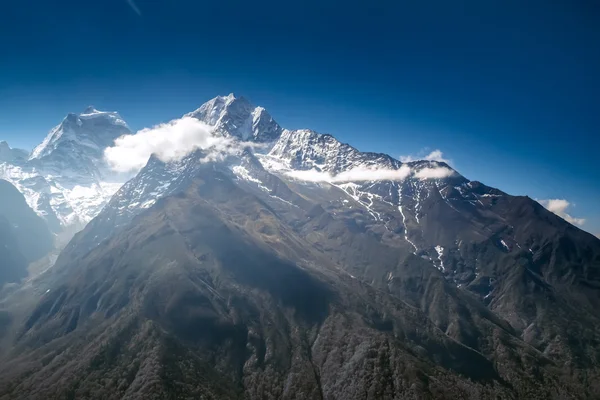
[0,180,54,286]
[0,141,27,164]
[0,94,599,398]
[0,107,132,234]
[29,107,130,178]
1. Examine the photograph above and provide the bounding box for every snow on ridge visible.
[0,162,122,229]
[79,109,129,127]
[435,245,445,272]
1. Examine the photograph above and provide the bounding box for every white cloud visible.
[104,117,248,173]
[424,150,451,164]
[414,166,455,179]
[537,199,586,226]
[286,164,458,183]
[286,165,412,183]
[400,149,451,165]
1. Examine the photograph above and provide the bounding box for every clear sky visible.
[0,0,598,235]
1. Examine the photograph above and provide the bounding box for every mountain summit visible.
[186,94,282,142]
[29,107,130,178]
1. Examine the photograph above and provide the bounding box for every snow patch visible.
[398,184,418,253]
[434,245,445,272]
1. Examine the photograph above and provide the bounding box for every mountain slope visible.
[0,216,28,287]
[0,180,54,287]
[0,164,572,399]
[256,129,600,378]
[0,180,53,263]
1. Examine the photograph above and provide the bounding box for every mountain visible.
[0,97,283,236]
[0,107,132,236]
[29,107,130,179]
[0,161,555,399]
[0,142,27,164]
[0,94,599,398]
[186,93,282,143]
[0,180,54,286]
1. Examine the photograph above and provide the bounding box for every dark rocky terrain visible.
[0,95,598,399]
[0,180,54,286]
[0,216,28,287]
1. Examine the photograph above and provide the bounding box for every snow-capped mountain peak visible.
[78,107,129,127]
[30,107,129,162]
[186,94,282,142]
[28,107,131,177]
[1,107,133,235]
[268,128,402,173]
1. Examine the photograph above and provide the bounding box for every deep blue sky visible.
[0,0,598,235]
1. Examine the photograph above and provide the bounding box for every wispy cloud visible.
[104,117,251,173]
[414,166,455,179]
[126,0,142,16]
[286,165,412,183]
[400,149,451,165]
[537,199,586,226]
[285,164,454,183]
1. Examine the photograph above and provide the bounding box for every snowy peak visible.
[268,128,401,174]
[30,107,130,162]
[0,107,135,231]
[267,128,463,182]
[186,94,282,142]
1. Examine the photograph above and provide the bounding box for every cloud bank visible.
[400,149,451,165]
[538,199,586,226]
[105,117,241,173]
[285,164,454,183]
[286,165,412,183]
[414,166,455,179]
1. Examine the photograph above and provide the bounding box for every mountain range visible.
[0,94,599,399]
